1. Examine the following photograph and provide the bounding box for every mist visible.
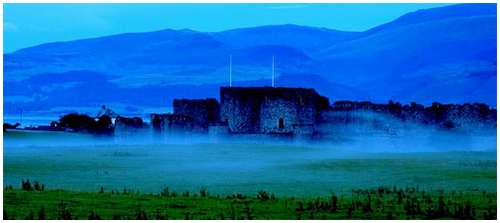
[5,110,496,153]
[4,109,496,196]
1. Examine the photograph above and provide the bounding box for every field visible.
[3,130,497,219]
[3,185,497,220]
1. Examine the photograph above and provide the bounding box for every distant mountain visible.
[211,24,362,55]
[366,3,496,34]
[315,3,496,105]
[3,3,497,115]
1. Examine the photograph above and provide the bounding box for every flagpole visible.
[229,55,232,87]
[272,56,275,87]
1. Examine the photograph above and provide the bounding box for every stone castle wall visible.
[259,97,297,133]
[220,87,328,134]
[173,98,220,128]
[140,88,495,138]
[114,116,151,138]
[150,113,195,132]
[220,90,261,133]
[322,101,496,131]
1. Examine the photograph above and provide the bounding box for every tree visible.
[257,190,270,201]
[33,181,41,191]
[160,187,170,197]
[22,179,32,191]
[59,113,95,132]
[200,188,209,198]
[59,113,114,135]
[93,115,114,135]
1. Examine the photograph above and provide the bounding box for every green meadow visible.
[3,186,496,220]
[3,131,497,219]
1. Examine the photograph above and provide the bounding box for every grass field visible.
[4,131,497,195]
[4,131,497,219]
[3,185,496,220]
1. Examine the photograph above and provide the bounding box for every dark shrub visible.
[59,113,113,135]
[33,181,41,191]
[22,179,32,191]
[257,190,270,201]
[160,187,170,197]
[59,113,95,132]
[92,115,113,135]
[200,188,209,197]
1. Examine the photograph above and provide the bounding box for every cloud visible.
[269,5,307,10]
[4,21,19,32]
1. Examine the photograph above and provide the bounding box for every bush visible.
[93,115,114,135]
[21,180,32,191]
[59,113,95,132]
[33,181,41,191]
[257,190,270,201]
[59,113,113,135]
[200,188,209,198]
[160,187,170,197]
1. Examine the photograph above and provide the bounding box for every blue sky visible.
[4,3,450,53]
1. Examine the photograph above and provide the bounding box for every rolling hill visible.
[3,3,496,115]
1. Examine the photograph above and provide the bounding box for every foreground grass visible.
[3,186,497,220]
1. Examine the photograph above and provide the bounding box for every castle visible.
[114,86,496,138]
[147,86,329,136]
[220,87,329,135]
[18,86,494,137]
